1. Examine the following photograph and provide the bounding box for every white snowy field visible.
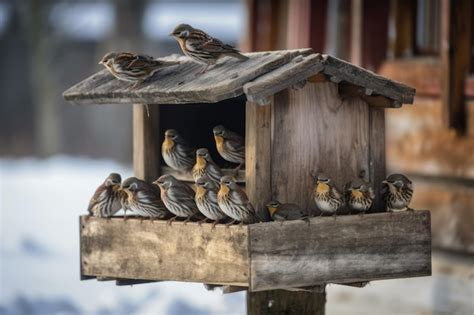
[0,157,472,315]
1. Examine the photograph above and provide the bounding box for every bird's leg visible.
[233,162,244,177]
[333,212,338,220]
[279,220,285,226]
[211,220,219,230]
[198,218,209,226]
[144,104,150,117]
[123,209,128,221]
[196,64,210,74]
[225,219,237,228]
[407,207,414,212]
[167,216,178,225]
[301,216,311,225]
[140,217,145,223]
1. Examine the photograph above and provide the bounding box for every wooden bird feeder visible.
[64,49,430,296]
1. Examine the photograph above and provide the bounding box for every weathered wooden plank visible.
[271,82,370,215]
[63,50,312,105]
[80,216,249,286]
[321,54,416,104]
[133,104,160,182]
[160,166,245,184]
[441,0,471,133]
[249,211,431,291]
[245,101,272,221]
[243,54,324,104]
[368,106,386,211]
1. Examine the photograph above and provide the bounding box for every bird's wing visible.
[169,184,195,202]
[331,186,342,200]
[87,185,106,214]
[189,29,237,53]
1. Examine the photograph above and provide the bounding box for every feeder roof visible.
[63,48,415,107]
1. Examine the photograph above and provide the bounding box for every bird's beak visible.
[169,32,174,37]
[382,180,388,184]
[98,61,103,65]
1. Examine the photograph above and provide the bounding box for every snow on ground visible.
[1,157,473,315]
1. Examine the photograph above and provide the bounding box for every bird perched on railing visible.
[265,200,309,223]
[120,177,169,220]
[313,173,344,216]
[192,148,223,185]
[213,125,245,171]
[217,176,258,225]
[88,173,124,218]
[170,24,248,74]
[153,174,202,224]
[99,52,180,88]
[344,179,375,215]
[162,129,196,172]
[382,174,414,212]
[195,176,229,227]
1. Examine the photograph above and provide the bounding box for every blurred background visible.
[1,0,473,314]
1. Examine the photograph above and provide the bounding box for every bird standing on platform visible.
[99,52,180,88]
[313,174,344,216]
[192,148,223,185]
[344,179,375,215]
[266,200,309,223]
[195,176,229,226]
[217,176,258,225]
[170,24,248,74]
[120,177,169,220]
[213,125,245,172]
[382,174,414,212]
[88,173,124,218]
[162,129,196,172]
[153,174,201,224]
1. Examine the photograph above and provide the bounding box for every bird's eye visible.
[180,30,189,37]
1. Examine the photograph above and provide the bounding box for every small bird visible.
[120,177,169,220]
[344,179,375,215]
[266,200,309,223]
[195,176,229,226]
[313,174,344,216]
[213,125,245,170]
[170,24,248,73]
[153,174,201,223]
[87,173,124,218]
[162,129,196,172]
[99,52,180,88]
[192,148,223,185]
[382,174,414,212]
[217,176,258,225]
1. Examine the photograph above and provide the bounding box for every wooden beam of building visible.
[388,0,416,58]
[441,0,471,133]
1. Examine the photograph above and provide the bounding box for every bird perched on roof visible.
[266,200,309,223]
[344,179,375,215]
[217,176,259,225]
[162,129,196,172]
[170,23,248,74]
[195,176,229,227]
[313,174,344,216]
[192,148,223,185]
[153,174,202,224]
[120,177,169,220]
[382,174,414,212]
[99,52,180,88]
[88,173,124,218]
[213,125,245,171]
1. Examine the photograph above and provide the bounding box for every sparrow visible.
[344,179,375,215]
[195,176,229,226]
[99,52,180,88]
[382,174,414,212]
[192,148,223,185]
[162,129,196,172]
[217,176,259,225]
[170,24,248,73]
[266,200,310,223]
[87,173,124,218]
[153,174,201,223]
[120,177,169,220]
[313,174,344,216]
[213,125,245,170]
